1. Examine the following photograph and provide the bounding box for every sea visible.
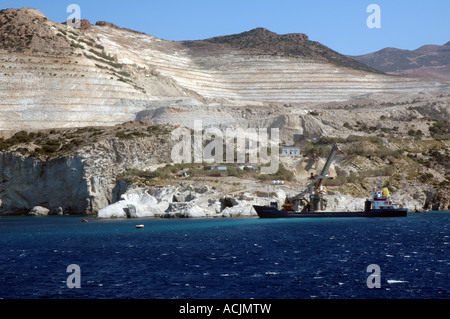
[0,212,448,300]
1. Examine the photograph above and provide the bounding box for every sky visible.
[1,0,449,56]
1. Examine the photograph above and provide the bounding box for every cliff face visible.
[0,153,90,213]
[0,122,174,214]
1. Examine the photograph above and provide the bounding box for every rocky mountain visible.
[0,8,449,216]
[185,27,380,73]
[351,42,450,81]
[1,8,449,133]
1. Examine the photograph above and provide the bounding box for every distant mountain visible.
[351,42,450,81]
[184,27,381,74]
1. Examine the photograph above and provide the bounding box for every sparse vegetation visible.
[0,124,173,159]
[419,172,434,183]
[83,52,123,69]
[88,48,114,62]
[118,163,201,183]
[324,166,395,186]
[343,122,352,130]
[70,41,85,50]
[429,120,450,139]
[115,130,146,139]
[257,163,294,182]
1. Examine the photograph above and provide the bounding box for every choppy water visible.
[0,212,448,299]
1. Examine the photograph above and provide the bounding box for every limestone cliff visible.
[0,153,89,213]
[0,122,173,214]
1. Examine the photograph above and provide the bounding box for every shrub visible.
[10,131,32,144]
[343,122,352,129]
[257,163,293,181]
[429,121,450,139]
[345,135,383,146]
[34,139,61,154]
[304,143,332,158]
[70,41,85,49]
[0,131,33,150]
[115,131,133,139]
[419,172,434,183]
[323,175,348,186]
[227,166,244,177]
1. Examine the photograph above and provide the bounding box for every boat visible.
[136,224,145,229]
[253,187,408,218]
[253,142,408,218]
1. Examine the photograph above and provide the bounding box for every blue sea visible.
[0,212,448,299]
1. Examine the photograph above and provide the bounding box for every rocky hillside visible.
[1,8,450,134]
[351,42,450,81]
[1,109,449,216]
[185,27,379,73]
[0,7,449,216]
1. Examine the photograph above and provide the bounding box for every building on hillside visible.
[281,146,300,157]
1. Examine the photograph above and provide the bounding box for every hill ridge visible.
[351,41,450,81]
[184,27,381,73]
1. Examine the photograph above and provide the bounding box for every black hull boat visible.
[255,143,409,219]
[253,205,408,218]
[254,143,408,219]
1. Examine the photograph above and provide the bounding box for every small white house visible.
[281,146,300,157]
[210,165,228,171]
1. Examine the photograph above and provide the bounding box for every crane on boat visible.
[289,142,344,212]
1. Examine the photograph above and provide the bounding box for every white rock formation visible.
[97,191,158,218]
[96,183,285,219]
[325,193,366,212]
[164,202,211,218]
[28,206,49,216]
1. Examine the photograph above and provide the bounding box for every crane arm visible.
[293,142,343,200]
[315,143,343,188]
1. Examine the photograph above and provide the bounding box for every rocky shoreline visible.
[6,180,440,219]
[1,128,449,218]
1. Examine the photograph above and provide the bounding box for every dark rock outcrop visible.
[423,188,450,211]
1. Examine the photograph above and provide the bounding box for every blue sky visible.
[1,0,449,55]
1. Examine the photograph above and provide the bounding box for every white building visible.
[281,146,300,157]
[209,165,228,171]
